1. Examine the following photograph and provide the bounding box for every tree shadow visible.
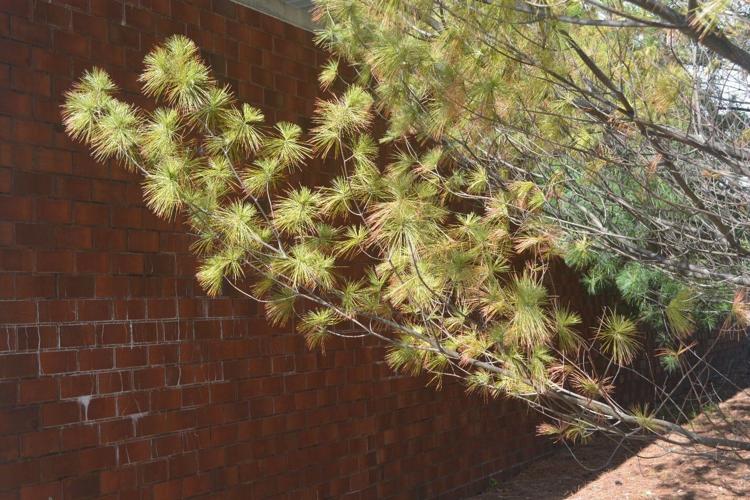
[648,388,750,499]
[472,339,750,500]
[471,436,654,500]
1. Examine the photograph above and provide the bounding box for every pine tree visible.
[63,29,750,455]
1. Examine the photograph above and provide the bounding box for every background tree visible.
[63,28,750,461]
[319,0,748,299]
[314,0,750,429]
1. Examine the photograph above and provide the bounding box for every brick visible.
[14,171,54,196]
[169,452,197,478]
[72,11,107,40]
[13,325,54,350]
[0,300,36,324]
[197,447,224,471]
[0,460,39,491]
[35,148,73,174]
[38,452,78,481]
[54,30,89,57]
[0,434,17,462]
[0,221,10,245]
[33,2,70,28]
[0,195,33,220]
[16,223,54,246]
[9,15,49,44]
[94,275,129,297]
[73,201,110,226]
[38,300,76,323]
[32,97,62,125]
[130,276,169,298]
[0,381,17,408]
[133,367,164,390]
[0,113,12,137]
[0,353,38,378]
[77,252,110,274]
[111,253,144,274]
[173,1,200,25]
[89,0,122,17]
[0,168,9,192]
[59,324,95,347]
[40,350,77,374]
[108,23,140,49]
[150,389,181,411]
[78,300,112,321]
[92,227,124,250]
[2,142,30,169]
[139,458,169,484]
[208,298,232,316]
[60,424,97,450]
[18,279,52,306]
[141,411,195,437]
[181,472,212,497]
[36,250,74,273]
[79,446,117,474]
[120,439,151,465]
[86,397,116,420]
[59,275,95,298]
[127,230,159,252]
[200,10,224,33]
[152,434,180,458]
[99,467,138,495]
[144,254,174,275]
[21,429,60,457]
[20,482,61,500]
[55,0,88,9]
[91,180,127,203]
[147,298,175,319]
[0,88,32,116]
[11,66,50,96]
[40,401,79,427]
[13,120,53,146]
[56,225,93,249]
[19,319,54,347]
[115,347,147,368]
[100,419,133,445]
[70,145,105,178]
[63,474,100,498]
[97,371,132,394]
[153,478,181,499]
[0,274,12,298]
[98,323,128,345]
[59,374,95,399]
[0,0,31,16]
[78,348,113,371]
[181,386,209,407]
[34,198,71,223]
[148,344,178,365]
[117,392,149,416]
[210,382,236,404]
[130,322,157,343]
[55,176,91,200]
[0,406,38,435]
[0,38,29,65]
[19,378,56,404]
[123,5,154,31]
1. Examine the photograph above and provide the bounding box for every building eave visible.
[231,0,316,32]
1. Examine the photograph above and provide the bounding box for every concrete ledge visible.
[231,0,316,31]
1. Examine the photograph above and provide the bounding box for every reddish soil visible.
[472,389,750,500]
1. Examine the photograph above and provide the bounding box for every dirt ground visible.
[472,389,750,500]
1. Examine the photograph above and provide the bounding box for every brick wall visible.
[0,1,550,498]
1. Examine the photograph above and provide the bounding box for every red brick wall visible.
[0,1,549,498]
